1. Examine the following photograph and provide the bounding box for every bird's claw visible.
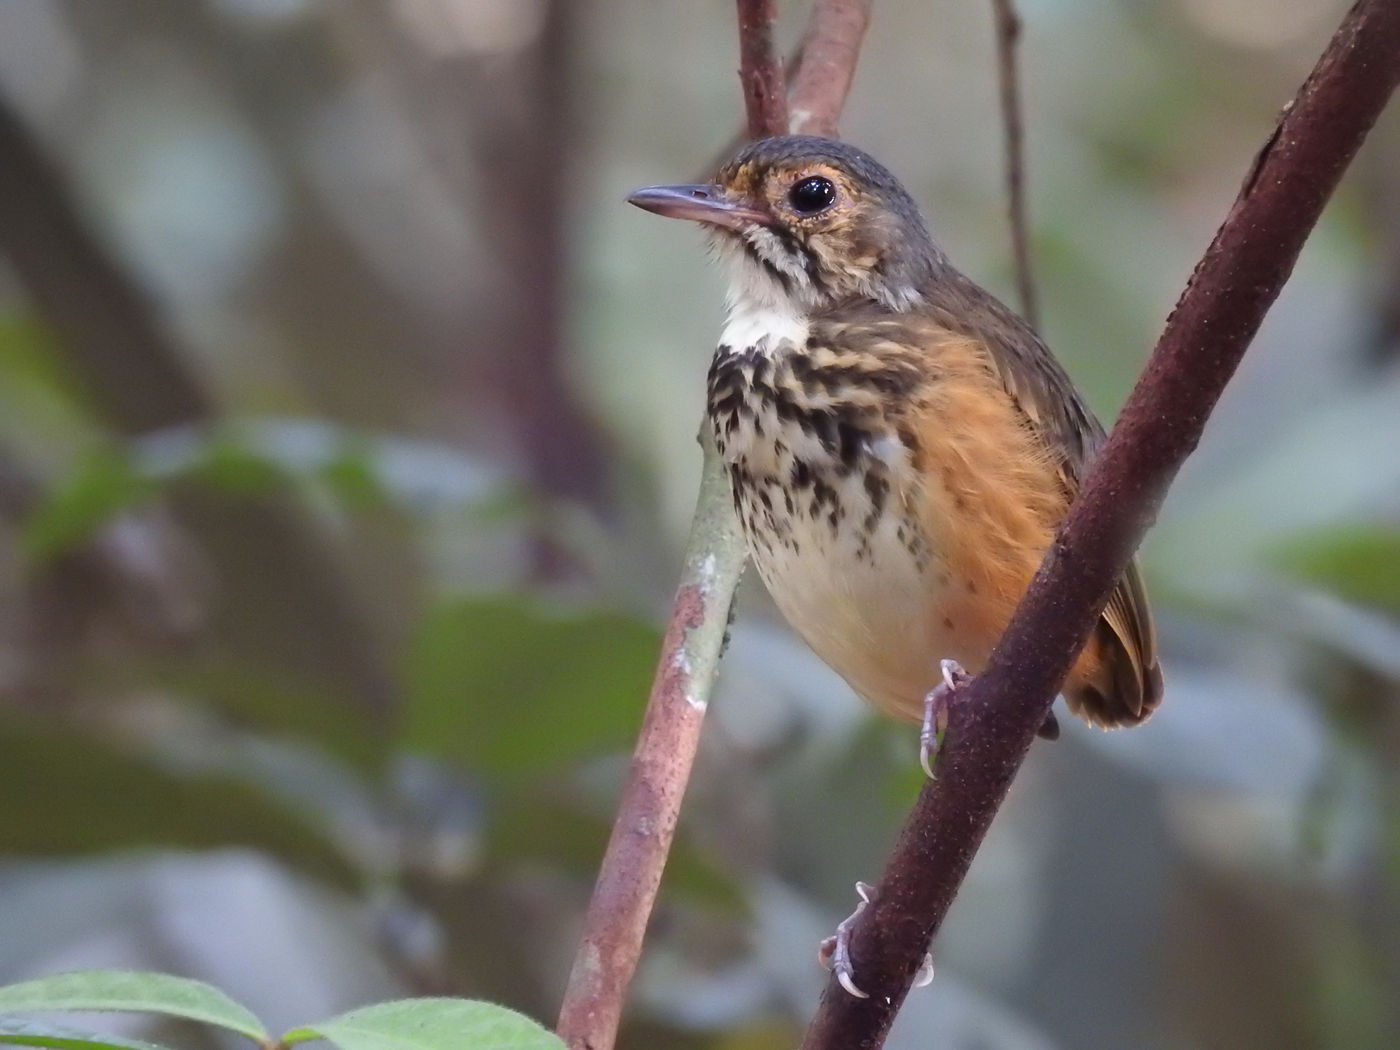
[913,952,935,988]
[940,657,962,691]
[818,881,874,998]
[818,881,936,997]
[920,658,969,778]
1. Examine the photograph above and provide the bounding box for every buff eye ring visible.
[788,175,837,215]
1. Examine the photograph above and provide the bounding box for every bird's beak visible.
[627,183,768,230]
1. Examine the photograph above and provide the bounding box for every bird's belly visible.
[733,466,956,723]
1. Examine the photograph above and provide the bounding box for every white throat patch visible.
[719,298,809,353]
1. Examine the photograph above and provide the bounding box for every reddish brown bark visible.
[736,0,787,138]
[787,0,872,138]
[555,575,718,1050]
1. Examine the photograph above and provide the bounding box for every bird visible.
[630,133,1162,740]
[627,138,1163,986]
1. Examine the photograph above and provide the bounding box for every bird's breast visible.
[706,326,958,719]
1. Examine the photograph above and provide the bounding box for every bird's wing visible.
[932,271,1163,721]
[927,269,1101,480]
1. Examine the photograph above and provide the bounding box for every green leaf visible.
[0,972,265,1040]
[0,1018,177,1050]
[22,450,155,561]
[402,597,659,777]
[318,445,387,510]
[188,438,292,496]
[1271,524,1400,615]
[283,998,563,1050]
[0,311,93,420]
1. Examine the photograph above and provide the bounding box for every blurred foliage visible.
[0,717,355,890]
[403,596,659,778]
[1273,524,1400,615]
[82,656,385,771]
[0,312,90,418]
[23,449,156,561]
[488,786,743,912]
[0,1,1396,1049]
[23,429,418,563]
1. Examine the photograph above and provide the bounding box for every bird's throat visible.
[718,299,810,356]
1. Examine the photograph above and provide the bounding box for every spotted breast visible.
[706,304,958,721]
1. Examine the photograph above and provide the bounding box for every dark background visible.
[1,2,1397,1048]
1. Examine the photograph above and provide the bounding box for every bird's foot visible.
[818,881,934,998]
[919,661,1059,773]
[920,659,969,778]
[818,881,873,998]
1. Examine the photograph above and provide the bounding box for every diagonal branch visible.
[989,0,1038,328]
[801,1,1400,1047]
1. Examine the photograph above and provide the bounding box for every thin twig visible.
[787,0,873,137]
[736,0,788,138]
[801,1,1400,1047]
[989,0,1038,329]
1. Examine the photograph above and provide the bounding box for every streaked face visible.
[709,157,860,310]
[629,136,940,314]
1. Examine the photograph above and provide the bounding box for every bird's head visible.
[628,135,946,315]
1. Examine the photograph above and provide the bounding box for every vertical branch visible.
[339,0,612,577]
[462,0,613,578]
[558,3,876,1047]
[801,2,1400,1047]
[787,0,872,137]
[990,0,1038,328]
[555,438,746,1050]
[556,8,792,1043]
[736,0,788,138]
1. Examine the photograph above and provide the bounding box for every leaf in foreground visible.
[0,973,265,1042]
[0,1018,177,1050]
[283,999,563,1050]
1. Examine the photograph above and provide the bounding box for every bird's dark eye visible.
[787,175,836,215]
